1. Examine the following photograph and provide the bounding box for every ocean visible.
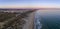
[35,10,60,29]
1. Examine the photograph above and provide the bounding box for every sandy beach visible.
[23,11,35,29]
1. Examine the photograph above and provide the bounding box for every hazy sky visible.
[0,0,60,8]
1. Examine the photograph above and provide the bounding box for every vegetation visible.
[0,10,35,29]
[0,12,16,22]
[0,12,26,29]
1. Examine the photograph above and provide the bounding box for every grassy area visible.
[0,10,34,29]
[0,12,16,22]
[0,12,26,29]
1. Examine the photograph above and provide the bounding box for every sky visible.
[0,0,60,8]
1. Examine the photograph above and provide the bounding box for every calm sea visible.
[35,10,60,29]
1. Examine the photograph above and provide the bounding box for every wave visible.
[34,11,42,29]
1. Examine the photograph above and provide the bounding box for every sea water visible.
[35,10,60,29]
